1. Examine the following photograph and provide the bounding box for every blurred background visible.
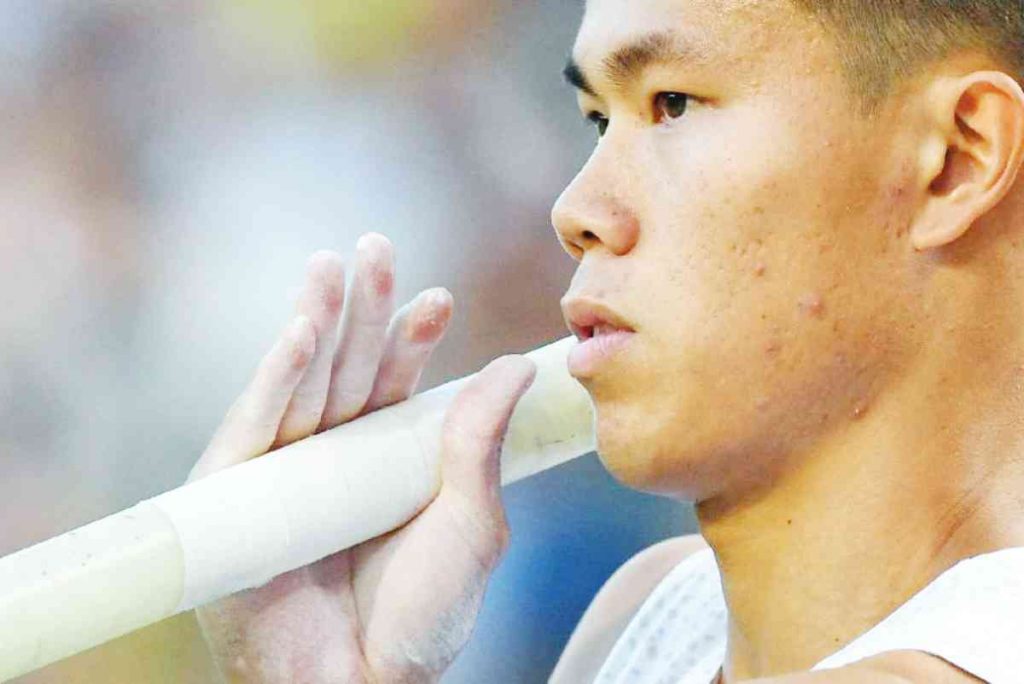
[0,1,696,681]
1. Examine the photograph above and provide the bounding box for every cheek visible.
[614,130,905,487]
[642,94,889,355]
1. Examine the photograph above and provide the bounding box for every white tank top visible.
[594,546,1024,684]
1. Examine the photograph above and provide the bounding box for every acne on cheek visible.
[755,294,878,423]
[758,291,826,368]
[797,293,826,319]
[724,232,769,279]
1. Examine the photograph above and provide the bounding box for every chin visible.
[591,396,742,501]
[592,402,687,498]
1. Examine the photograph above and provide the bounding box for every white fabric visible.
[594,546,1024,684]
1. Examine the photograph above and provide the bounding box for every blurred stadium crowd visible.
[0,2,693,682]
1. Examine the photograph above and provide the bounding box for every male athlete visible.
[190,1,1024,681]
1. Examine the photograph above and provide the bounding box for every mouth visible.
[573,322,635,341]
[561,296,638,377]
[561,297,637,343]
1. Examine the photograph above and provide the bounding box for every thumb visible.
[439,354,537,514]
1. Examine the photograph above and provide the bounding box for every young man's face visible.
[553,0,924,500]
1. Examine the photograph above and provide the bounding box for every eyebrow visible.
[562,31,712,97]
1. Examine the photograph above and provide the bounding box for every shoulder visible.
[549,534,710,684]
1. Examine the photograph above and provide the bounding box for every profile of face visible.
[552,0,937,502]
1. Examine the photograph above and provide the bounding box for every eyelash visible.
[586,92,692,137]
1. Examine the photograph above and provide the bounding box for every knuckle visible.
[279,412,318,437]
[354,305,394,334]
[492,523,512,559]
[324,390,371,425]
[322,287,344,316]
[287,335,315,370]
[473,525,510,572]
[480,523,511,569]
[371,387,407,412]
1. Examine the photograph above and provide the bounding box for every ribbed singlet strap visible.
[594,548,726,684]
[594,546,1024,684]
[812,547,1024,683]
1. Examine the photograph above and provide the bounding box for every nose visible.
[550,155,640,261]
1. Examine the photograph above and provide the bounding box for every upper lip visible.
[561,296,637,341]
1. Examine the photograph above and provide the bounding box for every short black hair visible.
[789,0,1024,115]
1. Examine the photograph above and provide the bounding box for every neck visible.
[697,337,1024,680]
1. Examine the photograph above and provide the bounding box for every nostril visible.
[582,230,597,241]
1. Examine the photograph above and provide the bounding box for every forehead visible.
[574,0,809,81]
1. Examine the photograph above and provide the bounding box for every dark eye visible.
[654,92,690,122]
[587,111,609,137]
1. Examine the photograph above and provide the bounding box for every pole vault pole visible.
[0,336,595,681]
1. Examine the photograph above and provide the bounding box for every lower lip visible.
[568,331,636,377]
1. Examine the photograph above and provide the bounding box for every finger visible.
[439,355,537,515]
[319,233,396,429]
[275,251,346,446]
[189,316,316,482]
[361,287,453,414]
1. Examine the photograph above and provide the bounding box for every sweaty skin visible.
[553,0,1024,680]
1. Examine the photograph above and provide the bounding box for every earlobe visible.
[909,71,1024,252]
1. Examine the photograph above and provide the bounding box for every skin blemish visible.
[764,339,782,356]
[754,262,767,277]
[798,293,826,319]
[852,402,869,420]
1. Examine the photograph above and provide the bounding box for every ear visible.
[910,70,1024,251]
